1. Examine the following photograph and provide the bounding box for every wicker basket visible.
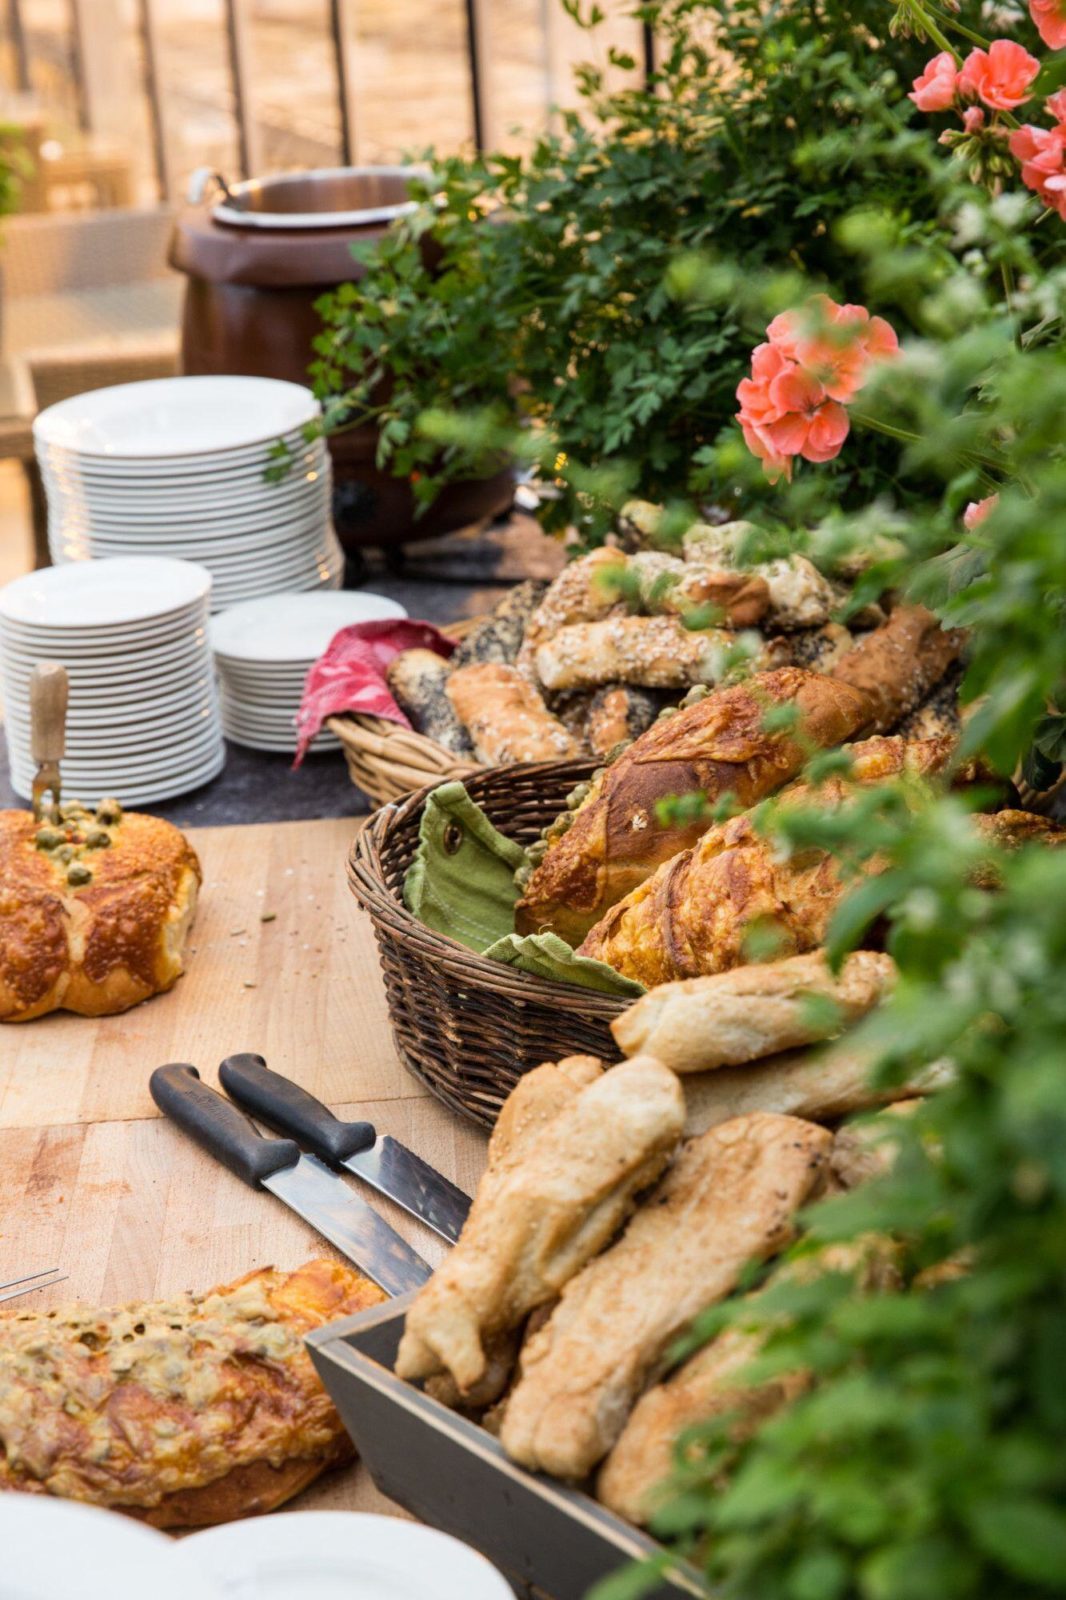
[328,615,488,806]
[348,759,628,1129]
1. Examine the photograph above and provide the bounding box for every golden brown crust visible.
[0,1260,384,1526]
[515,667,871,946]
[610,949,896,1072]
[578,735,957,986]
[446,663,579,764]
[0,806,201,1021]
[498,1112,833,1479]
[830,604,966,733]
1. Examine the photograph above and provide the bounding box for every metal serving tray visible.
[308,1295,705,1600]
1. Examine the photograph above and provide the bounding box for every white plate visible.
[181,1511,512,1600]
[45,478,331,535]
[38,433,327,479]
[211,591,406,664]
[1,640,210,686]
[0,557,212,629]
[210,565,344,610]
[59,515,336,564]
[6,720,224,773]
[34,376,320,459]
[10,746,226,807]
[6,697,219,746]
[0,1497,218,1600]
[38,443,327,493]
[43,486,331,537]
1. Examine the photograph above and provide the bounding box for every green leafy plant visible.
[309,0,994,534]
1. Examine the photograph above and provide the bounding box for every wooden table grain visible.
[0,815,491,1519]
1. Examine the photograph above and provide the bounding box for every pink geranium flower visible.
[1009,121,1066,218]
[1047,89,1066,125]
[963,494,1000,530]
[910,51,960,112]
[959,40,1041,112]
[736,296,898,481]
[1030,0,1066,50]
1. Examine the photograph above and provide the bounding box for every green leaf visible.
[967,1498,1066,1589]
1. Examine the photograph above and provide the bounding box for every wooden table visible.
[0,816,491,1518]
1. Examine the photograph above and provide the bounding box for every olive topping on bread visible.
[0,801,201,1021]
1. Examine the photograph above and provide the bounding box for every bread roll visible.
[498,1112,832,1479]
[681,1045,954,1136]
[586,685,664,758]
[0,1261,384,1527]
[628,551,771,627]
[612,950,896,1071]
[514,666,870,946]
[578,734,957,986]
[446,662,579,764]
[450,580,549,669]
[386,649,476,757]
[534,616,743,692]
[831,603,966,733]
[395,1058,685,1396]
[517,549,628,676]
[0,801,200,1022]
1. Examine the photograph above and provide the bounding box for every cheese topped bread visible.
[0,799,201,1021]
[0,1261,384,1526]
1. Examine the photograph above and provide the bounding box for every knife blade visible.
[218,1053,471,1245]
[149,1064,432,1297]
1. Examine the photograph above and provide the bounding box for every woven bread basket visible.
[348,759,629,1128]
[328,614,488,806]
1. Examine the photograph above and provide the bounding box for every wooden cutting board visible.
[0,816,490,1519]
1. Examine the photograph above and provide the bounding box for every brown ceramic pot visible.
[168,173,513,554]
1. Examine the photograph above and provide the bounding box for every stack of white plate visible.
[35,375,344,611]
[211,591,407,754]
[0,557,224,805]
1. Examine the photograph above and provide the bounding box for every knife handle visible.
[219,1053,376,1164]
[150,1063,301,1188]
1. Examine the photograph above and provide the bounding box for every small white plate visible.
[1,641,210,686]
[0,557,212,629]
[180,1510,514,1600]
[0,1497,217,1600]
[211,591,406,664]
[34,376,320,459]
[46,480,331,536]
[10,745,226,807]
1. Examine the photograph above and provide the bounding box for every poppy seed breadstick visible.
[386,649,475,757]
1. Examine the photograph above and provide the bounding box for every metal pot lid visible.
[187,164,429,231]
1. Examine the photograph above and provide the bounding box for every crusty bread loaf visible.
[514,666,870,946]
[578,734,958,986]
[830,603,965,732]
[534,616,742,692]
[681,1044,954,1137]
[446,662,579,764]
[0,801,201,1022]
[0,1260,384,1527]
[611,950,895,1071]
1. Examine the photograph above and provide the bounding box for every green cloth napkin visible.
[403,781,645,997]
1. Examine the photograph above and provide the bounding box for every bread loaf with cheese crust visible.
[0,1260,384,1527]
[0,800,201,1022]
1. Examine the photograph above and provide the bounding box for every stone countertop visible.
[0,512,566,826]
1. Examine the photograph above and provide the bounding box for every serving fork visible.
[0,1267,68,1305]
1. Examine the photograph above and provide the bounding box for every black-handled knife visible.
[149,1064,432,1297]
[218,1053,471,1245]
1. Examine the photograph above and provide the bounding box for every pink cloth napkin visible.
[294,618,457,765]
